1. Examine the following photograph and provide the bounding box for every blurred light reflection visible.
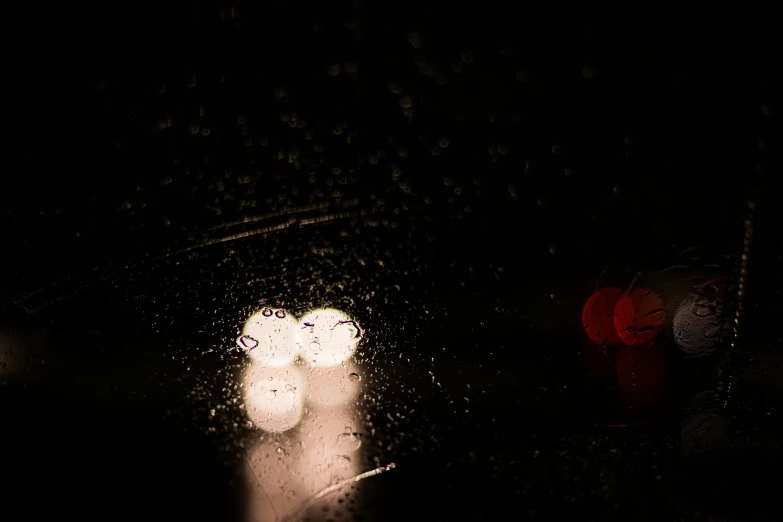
[246,437,304,521]
[296,406,361,503]
[304,362,362,407]
[242,363,305,433]
[241,307,367,521]
[616,339,668,414]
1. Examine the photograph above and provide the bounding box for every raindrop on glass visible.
[238,335,259,351]
[335,455,352,468]
[336,432,362,452]
[335,321,361,340]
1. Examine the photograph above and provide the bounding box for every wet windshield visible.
[3,6,781,522]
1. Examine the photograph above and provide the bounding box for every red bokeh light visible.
[615,339,668,415]
[582,287,624,345]
[613,287,665,346]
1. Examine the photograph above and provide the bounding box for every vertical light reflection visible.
[241,307,367,522]
[246,436,304,522]
[296,406,362,506]
[304,361,362,407]
[242,363,306,433]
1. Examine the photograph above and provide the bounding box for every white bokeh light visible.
[297,308,362,367]
[240,310,298,367]
[242,363,306,433]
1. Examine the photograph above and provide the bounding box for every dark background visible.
[2,3,781,521]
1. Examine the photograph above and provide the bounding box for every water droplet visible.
[335,455,352,468]
[693,304,714,317]
[336,432,362,452]
[275,310,286,319]
[276,447,284,455]
[262,309,273,317]
[335,321,361,340]
[348,372,361,382]
[238,335,259,351]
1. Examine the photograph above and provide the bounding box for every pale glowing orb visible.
[297,308,362,367]
[240,309,298,367]
[242,363,306,433]
[673,297,722,358]
[304,362,362,407]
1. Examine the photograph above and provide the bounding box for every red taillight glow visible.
[582,287,624,345]
[613,287,665,346]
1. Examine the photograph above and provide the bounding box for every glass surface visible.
[3,7,781,522]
